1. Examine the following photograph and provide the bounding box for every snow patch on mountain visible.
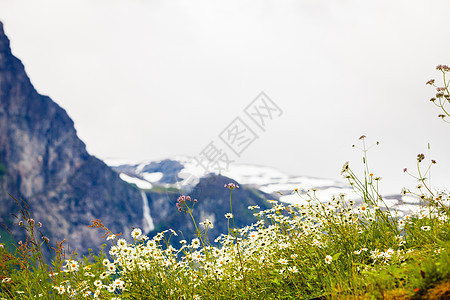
[119,173,153,189]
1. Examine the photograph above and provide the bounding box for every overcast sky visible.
[1,0,449,194]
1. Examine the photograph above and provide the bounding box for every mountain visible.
[109,155,419,239]
[107,156,352,241]
[0,21,144,254]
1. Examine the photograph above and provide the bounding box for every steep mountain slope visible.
[0,21,143,253]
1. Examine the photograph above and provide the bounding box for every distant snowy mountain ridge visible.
[106,156,420,218]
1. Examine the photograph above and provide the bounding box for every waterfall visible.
[140,190,155,232]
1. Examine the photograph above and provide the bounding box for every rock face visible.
[0,21,143,254]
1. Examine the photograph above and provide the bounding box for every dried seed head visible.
[436,64,450,72]
[417,153,425,163]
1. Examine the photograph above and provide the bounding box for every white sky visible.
[1,0,449,194]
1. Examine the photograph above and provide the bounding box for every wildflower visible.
[225,213,233,219]
[113,279,125,290]
[385,248,395,257]
[192,251,205,262]
[102,259,110,266]
[193,295,201,300]
[177,195,186,203]
[426,79,435,85]
[191,238,201,249]
[224,183,239,190]
[53,285,65,295]
[107,284,116,293]
[64,260,79,272]
[83,291,92,297]
[248,231,258,240]
[1,278,11,283]
[94,280,102,287]
[278,258,289,265]
[421,226,431,231]
[248,205,260,210]
[325,255,332,264]
[107,264,116,273]
[131,228,142,240]
[200,219,214,229]
[288,266,299,273]
[106,234,116,241]
[358,205,368,213]
[117,238,127,248]
[436,64,450,72]
[93,289,101,299]
[417,153,425,163]
[279,242,290,250]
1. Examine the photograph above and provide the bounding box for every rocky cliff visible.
[0,21,143,254]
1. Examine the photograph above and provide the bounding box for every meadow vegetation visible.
[0,66,449,299]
